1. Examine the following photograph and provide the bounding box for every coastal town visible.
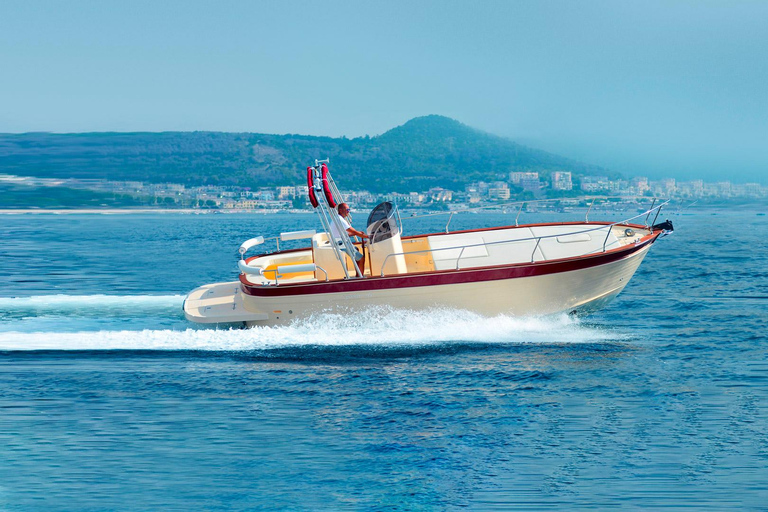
[2,170,766,211]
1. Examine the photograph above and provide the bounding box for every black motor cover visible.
[652,219,674,232]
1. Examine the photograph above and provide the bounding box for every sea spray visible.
[0,294,184,316]
[0,301,627,351]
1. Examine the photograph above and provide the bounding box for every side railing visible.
[411,195,663,234]
[239,230,317,260]
[378,200,670,276]
[238,230,320,285]
[238,261,329,285]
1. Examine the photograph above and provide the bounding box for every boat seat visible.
[312,233,355,280]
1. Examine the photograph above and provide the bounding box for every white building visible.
[630,177,649,194]
[277,186,296,199]
[509,171,539,184]
[580,176,610,192]
[488,182,511,200]
[551,171,572,191]
[429,187,453,201]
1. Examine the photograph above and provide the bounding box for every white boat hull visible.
[184,241,652,327]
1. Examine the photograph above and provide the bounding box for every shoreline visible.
[1,202,764,215]
[0,208,315,215]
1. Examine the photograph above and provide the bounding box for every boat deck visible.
[239,223,649,287]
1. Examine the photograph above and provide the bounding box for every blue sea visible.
[1,208,767,510]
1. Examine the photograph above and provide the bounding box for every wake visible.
[0,296,628,351]
[0,294,184,316]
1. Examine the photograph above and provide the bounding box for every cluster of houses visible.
[218,171,766,210]
[2,170,766,210]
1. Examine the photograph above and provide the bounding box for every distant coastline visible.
[2,116,765,211]
[0,208,311,215]
[2,202,765,215]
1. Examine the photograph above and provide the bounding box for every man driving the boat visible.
[331,203,369,242]
[331,203,368,275]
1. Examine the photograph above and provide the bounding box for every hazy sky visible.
[1,0,766,182]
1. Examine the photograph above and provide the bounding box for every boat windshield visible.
[366,202,400,244]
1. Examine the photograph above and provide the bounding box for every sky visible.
[1,0,766,183]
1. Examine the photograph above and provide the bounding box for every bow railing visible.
[379,200,671,276]
[405,196,666,233]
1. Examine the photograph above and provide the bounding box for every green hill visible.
[0,115,611,193]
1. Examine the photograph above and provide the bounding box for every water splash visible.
[0,294,183,316]
[0,297,628,351]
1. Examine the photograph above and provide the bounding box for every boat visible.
[183,160,673,327]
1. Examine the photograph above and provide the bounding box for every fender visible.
[320,163,337,208]
[307,166,319,208]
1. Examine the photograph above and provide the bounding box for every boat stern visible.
[183,281,268,324]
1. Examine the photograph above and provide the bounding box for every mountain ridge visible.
[0,116,613,193]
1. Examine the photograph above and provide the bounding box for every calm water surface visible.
[1,208,767,510]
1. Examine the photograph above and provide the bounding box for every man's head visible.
[338,203,350,215]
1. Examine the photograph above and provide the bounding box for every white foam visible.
[0,294,183,311]
[0,307,627,351]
